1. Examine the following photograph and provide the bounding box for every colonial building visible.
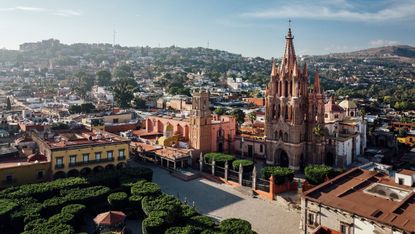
[265,27,325,170]
[301,165,415,234]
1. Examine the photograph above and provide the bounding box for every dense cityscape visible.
[0,1,415,234]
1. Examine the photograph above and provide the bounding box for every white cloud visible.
[369,39,399,47]
[241,1,415,22]
[0,6,81,17]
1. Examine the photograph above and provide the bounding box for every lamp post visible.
[241,137,244,159]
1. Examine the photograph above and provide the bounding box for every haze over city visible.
[0,0,414,57]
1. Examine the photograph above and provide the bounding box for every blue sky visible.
[0,0,414,58]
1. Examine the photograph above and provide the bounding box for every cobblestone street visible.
[148,165,301,234]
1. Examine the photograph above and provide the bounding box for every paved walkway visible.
[147,165,300,234]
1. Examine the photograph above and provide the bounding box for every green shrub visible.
[180,204,198,221]
[219,218,252,234]
[21,222,75,234]
[149,210,168,220]
[305,165,334,185]
[165,225,196,234]
[61,204,86,216]
[48,212,75,225]
[0,177,89,200]
[260,166,294,185]
[0,199,18,220]
[129,195,144,208]
[121,179,146,193]
[10,201,43,229]
[142,216,165,234]
[131,182,161,197]
[42,196,68,215]
[232,160,254,171]
[23,218,47,231]
[107,192,128,210]
[204,153,235,166]
[142,194,182,224]
[188,215,216,232]
[200,229,224,234]
[61,185,110,205]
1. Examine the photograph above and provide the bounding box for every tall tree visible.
[113,64,133,78]
[73,71,94,99]
[96,70,112,86]
[231,109,246,125]
[112,77,136,108]
[133,96,146,109]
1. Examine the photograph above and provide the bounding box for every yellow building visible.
[33,129,130,179]
[0,159,50,188]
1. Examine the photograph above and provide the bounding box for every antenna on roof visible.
[288,19,292,28]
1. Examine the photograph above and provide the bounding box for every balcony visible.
[68,157,115,168]
[55,164,64,169]
[118,156,126,161]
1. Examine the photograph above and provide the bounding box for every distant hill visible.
[321,45,415,64]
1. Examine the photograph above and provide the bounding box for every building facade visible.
[265,28,325,170]
[33,129,130,179]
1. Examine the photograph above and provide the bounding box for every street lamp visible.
[241,137,244,159]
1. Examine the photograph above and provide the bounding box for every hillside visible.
[322,45,415,64]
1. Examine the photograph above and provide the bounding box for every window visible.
[340,223,349,234]
[113,118,119,123]
[398,178,404,185]
[56,157,64,168]
[119,149,125,160]
[325,114,328,118]
[69,155,76,165]
[334,114,339,119]
[308,212,315,225]
[107,151,113,160]
[260,144,264,153]
[95,152,101,161]
[5,175,13,184]
[37,171,44,179]
[83,154,89,163]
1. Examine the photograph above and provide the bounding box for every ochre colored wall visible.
[0,162,50,188]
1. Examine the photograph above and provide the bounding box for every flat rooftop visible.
[40,129,130,149]
[303,167,415,232]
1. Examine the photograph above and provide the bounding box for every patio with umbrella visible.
[93,211,127,232]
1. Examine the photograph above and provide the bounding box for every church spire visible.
[280,21,296,74]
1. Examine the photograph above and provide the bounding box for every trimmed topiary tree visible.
[305,165,334,185]
[107,192,128,210]
[204,153,235,166]
[232,159,254,171]
[260,166,294,185]
[131,182,161,197]
[188,215,216,232]
[142,216,165,234]
[219,218,253,234]
[165,225,196,234]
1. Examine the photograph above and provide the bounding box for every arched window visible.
[289,81,293,96]
[285,105,289,120]
[279,130,283,140]
[285,80,288,97]
[350,111,354,117]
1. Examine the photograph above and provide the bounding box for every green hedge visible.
[165,225,196,234]
[260,166,294,185]
[142,216,165,234]
[142,194,182,225]
[108,192,128,210]
[48,212,75,225]
[87,167,153,188]
[188,215,216,232]
[219,218,253,234]
[0,199,18,225]
[232,160,254,171]
[61,204,86,217]
[0,177,89,200]
[21,221,75,234]
[204,153,235,166]
[131,182,161,197]
[305,165,334,185]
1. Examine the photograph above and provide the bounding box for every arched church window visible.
[285,80,288,97]
[285,105,289,120]
[284,132,288,142]
[350,111,354,117]
[289,81,292,96]
[279,130,283,140]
